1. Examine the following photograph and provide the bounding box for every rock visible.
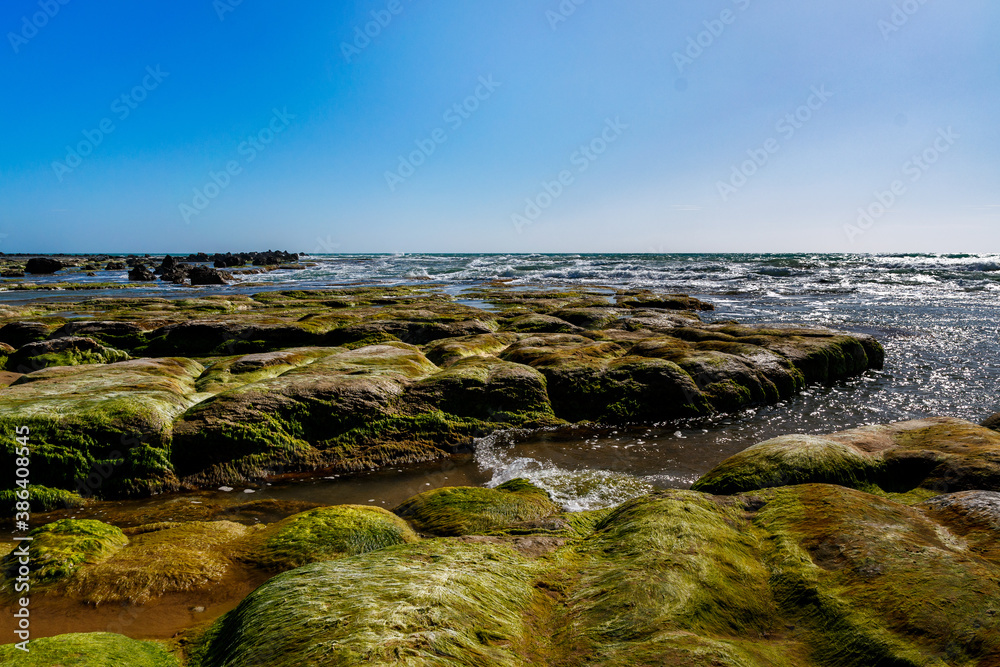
[0,320,53,347]
[393,479,558,536]
[49,320,146,349]
[64,520,249,605]
[693,416,1000,496]
[0,632,180,666]
[0,484,86,513]
[128,263,156,281]
[0,358,204,497]
[1,269,24,277]
[143,321,322,356]
[190,540,538,667]
[25,257,63,274]
[105,260,126,270]
[983,412,1000,431]
[191,483,1000,666]
[0,519,127,583]
[188,265,233,286]
[154,255,178,275]
[501,313,582,334]
[171,344,445,484]
[617,291,715,311]
[6,335,129,372]
[246,505,419,570]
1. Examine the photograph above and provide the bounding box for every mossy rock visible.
[393,478,558,536]
[500,313,582,334]
[0,632,179,666]
[750,484,1000,666]
[64,520,249,605]
[405,355,555,423]
[422,332,519,367]
[0,484,86,513]
[1,519,126,584]
[194,347,334,393]
[616,292,715,311]
[692,435,878,495]
[247,504,419,570]
[171,344,441,483]
[5,336,129,373]
[189,540,540,667]
[694,417,1000,497]
[0,358,203,498]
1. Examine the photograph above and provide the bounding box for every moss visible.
[394,479,559,536]
[1,519,127,584]
[189,540,541,667]
[422,332,519,367]
[753,484,1000,666]
[246,504,419,569]
[65,520,249,605]
[694,418,1000,497]
[693,436,879,495]
[561,490,779,657]
[0,484,86,512]
[0,632,180,666]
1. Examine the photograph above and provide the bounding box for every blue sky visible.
[1,0,997,253]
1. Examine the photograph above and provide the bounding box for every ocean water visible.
[11,253,1000,510]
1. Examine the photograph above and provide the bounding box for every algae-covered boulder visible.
[0,632,179,666]
[64,520,249,605]
[393,478,558,536]
[694,417,1000,497]
[0,358,204,497]
[1,519,126,584]
[6,336,129,372]
[190,540,540,667]
[171,343,443,484]
[247,504,418,569]
[0,484,86,512]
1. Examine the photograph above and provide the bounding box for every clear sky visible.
[1,0,997,254]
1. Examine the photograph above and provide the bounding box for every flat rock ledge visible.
[0,287,884,497]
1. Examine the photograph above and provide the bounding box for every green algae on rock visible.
[64,520,250,605]
[189,540,541,667]
[0,484,86,513]
[0,287,887,495]
[693,416,1000,497]
[181,481,1000,666]
[0,358,204,498]
[1,519,127,585]
[246,504,418,569]
[393,478,559,536]
[0,632,179,667]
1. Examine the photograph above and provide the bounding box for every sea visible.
[10,253,1000,512]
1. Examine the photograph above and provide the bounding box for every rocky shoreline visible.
[7,286,1000,665]
[0,286,882,501]
[3,417,1000,665]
